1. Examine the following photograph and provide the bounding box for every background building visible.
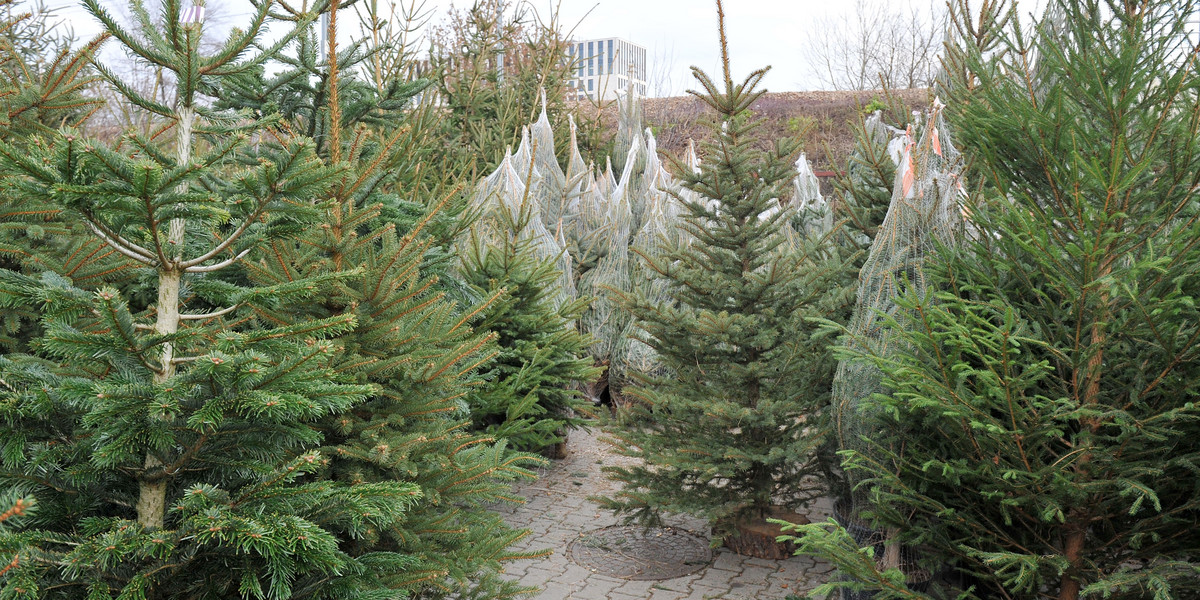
[567,37,648,100]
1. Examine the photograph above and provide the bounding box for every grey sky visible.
[36,0,1004,95]
[422,0,934,94]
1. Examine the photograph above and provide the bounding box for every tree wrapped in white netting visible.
[612,170,681,392]
[461,151,575,309]
[579,160,635,365]
[612,84,646,180]
[830,99,965,567]
[792,153,833,237]
[525,89,569,230]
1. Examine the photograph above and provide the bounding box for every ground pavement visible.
[495,425,836,600]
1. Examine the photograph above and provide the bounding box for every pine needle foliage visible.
[458,162,598,452]
[244,167,547,600]
[0,1,435,597]
[0,0,129,352]
[789,2,1200,599]
[0,0,104,138]
[428,0,606,179]
[229,15,548,596]
[835,106,908,248]
[599,1,849,537]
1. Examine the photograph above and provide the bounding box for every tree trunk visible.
[136,106,192,530]
[1058,521,1086,600]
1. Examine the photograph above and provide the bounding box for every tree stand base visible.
[722,507,810,559]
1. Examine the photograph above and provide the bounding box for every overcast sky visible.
[386,0,944,93]
[36,0,1058,95]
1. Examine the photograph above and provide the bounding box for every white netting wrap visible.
[612,166,680,390]
[832,100,965,509]
[458,86,691,395]
[612,85,646,180]
[793,153,833,237]
[462,150,575,309]
[528,89,568,230]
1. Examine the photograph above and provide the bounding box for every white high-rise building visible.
[566,37,648,100]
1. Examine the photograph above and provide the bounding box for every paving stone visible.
[523,564,567,583]
[606,592,647,600]
[710,550,746,572]
[496,427,826,599]
[688,586,730,600]
[532,582,575,599]
[740,564,779,580]
[574,574,623,596]
[727,581,768,595]
[647,586,691,600]
[696,566,740,586]
[611,578,663,596]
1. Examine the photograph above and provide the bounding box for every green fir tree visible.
[230,10,551,593]
[458,166,598,453]
[0,0,132,353]
[0,0,427,597]
[788,2,1200,599]
[599,1,849,542]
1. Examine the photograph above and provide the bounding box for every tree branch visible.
[183,247,252,273]
[179,305,238,320]
[83,219,157,265]
[179,216,256,268]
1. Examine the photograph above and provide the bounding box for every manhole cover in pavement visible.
[567,525,712,580]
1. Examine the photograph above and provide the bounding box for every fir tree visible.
[0,0,104,138]
[227,10,551,596]
[789,2,1200,599]
[429,0,602,178]
[835,107,906,247]
[457,158,598,453]
[0,0,131,353]
[599,1,849,541]
[0,0,426,596]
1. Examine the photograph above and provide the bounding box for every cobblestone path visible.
[495,425,835,599]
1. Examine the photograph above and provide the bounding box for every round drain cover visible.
[567,525,712,580]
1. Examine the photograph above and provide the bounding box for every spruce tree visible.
[223,9,551,596]
[457,153,597,453]
[600,1,848,544]
[788,2,1200,599]
[0,0,426,596]
[0,0,132,353]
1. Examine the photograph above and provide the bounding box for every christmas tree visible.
[457,147,598,453]
[600,0,850,550]
[0,0,426,596]
[0,0,132,353]
[788,1,1200,598]
[219,6,553,596]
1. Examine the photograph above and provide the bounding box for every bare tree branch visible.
[83,219,158,265]
[802,0,946,90]
[178,216,257,268]
[178,305,238,320]
[182,247,252,273]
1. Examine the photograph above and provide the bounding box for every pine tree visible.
[0,0,427,596]
[599,1,849,545]
[457,154,598,453]
[225,9,551,596]
[788,2,1200,599]
[0,0,132,353]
